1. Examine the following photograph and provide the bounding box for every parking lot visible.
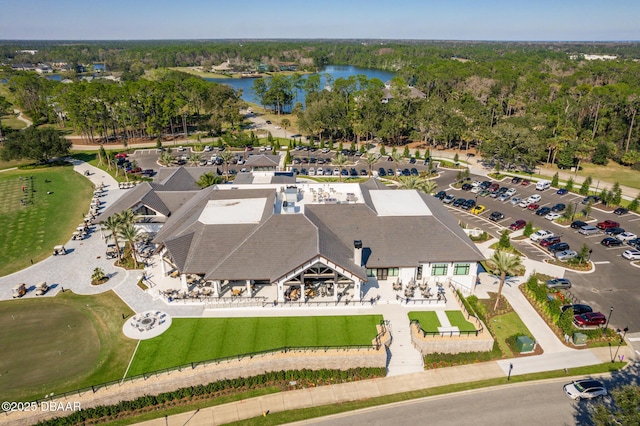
[434,171,640,332]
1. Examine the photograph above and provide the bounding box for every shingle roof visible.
[94,182,158,223]
[157,167,200,191]
[245,154,280,167]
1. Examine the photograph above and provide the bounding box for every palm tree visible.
[487,250,522,312]
[119,222,142,269]
[219,150,234,181]
[159,152,173,166]
[391,152,402,179]
[91,267,106,284]
[188,152,201,167]
[364,152,378,177]
[333,153,348,182]
[197,172,223,188]
[101,215,123,262]
[398,175,437,194]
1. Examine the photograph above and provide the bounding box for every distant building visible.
[569,54,618,61]
[93,63,106,72]
[35,64,53,74]
[10,63,35,71]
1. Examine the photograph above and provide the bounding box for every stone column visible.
[300,281,305,302]
[354,280,362,302]
[160,256,166,276]
[246,280,252,298]
[278,282,285,303]
[212,281,220,298]
[180,273,188,291]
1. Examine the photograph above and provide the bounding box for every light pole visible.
[605,306,614,330]
[571,200,579,222]
[612,327,629,362]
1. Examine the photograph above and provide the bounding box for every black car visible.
[480,181,491,190]
[409,157,416,164]
[350,168,358,176]
[461,183,472,190]
[411,168,419,176]
[627,238,640,248]
[561,304,593,315]
[601,237,622,247]
[536,206,552,216]
[548,242,570,253]
[461,199,476,210]
[402,168,411,176]
[453,198,466,208]
[604,227,625,236]
[571,220,588,230]
[378,167,386,177]
[582,195,601,205]
[551,203,566,212]
[434,190,447,200]
[613,207,628,215]
[387,168,394,176]
[489,211,505,221]
[511,176,522,184]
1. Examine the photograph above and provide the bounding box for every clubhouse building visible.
[97,168,485,303]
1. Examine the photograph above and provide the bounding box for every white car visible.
[510,196,522,206]
[333,168,340,176]
[518,199,530,208]
[317,167,324,176]
[471,180,482,187]
[470,186,482,194]
[545,212,562,221]
[309,167,315,176]
[506,188,517,196]
[527,194,542,204]
[203,145,212,152]
[530,230,554,242]
[564,379,607,401]
[622,249,640,260]
[616,232,637,242]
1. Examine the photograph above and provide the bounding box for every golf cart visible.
[53,245,67,256]
[12,283,27,298]
[106,244,120,259]
[35,281,49,296]
[72,231,84,241]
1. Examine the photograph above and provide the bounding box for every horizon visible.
[1,0,639,41]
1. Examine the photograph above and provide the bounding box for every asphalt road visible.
[433,170,640,333]
[294,366,640,426]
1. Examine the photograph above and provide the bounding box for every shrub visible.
[523,222,534,237]
[579,176,592,195]
[498,230,511,249]
[565,177,574,192]
[558,307,574,335]
[551,172,559,188]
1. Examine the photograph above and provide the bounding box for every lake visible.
[204,65,395,106]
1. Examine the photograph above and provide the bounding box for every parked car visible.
[582,195,601,205]
[571,220,588,230]
[453,198,466,208]
[604,227,625,236]
[461,199,476,210]
[596,220,620,229]
[616,232,637,242]
[378,167,386,177]
[471,205,486,215]
[479,189,491,197]
[563,379,607,400]
[489,211,505,221]
[579,225,600,236]
[511,176,522,184]
[530,230,554,242]
[12,283,27,298]
[510,197,522,206]
[506,188,517,196]
[622,249,640,260]
[557,188,568,195]
[600,237,622,247]
[470,186,482,194]
[551,203,566,212]
[545,212,562,221]
[613,207,629,215]
[518,198,531,208]
[561,304,593,315]
[548,242,570,253]
[546,278,572,289]
[535,207,551,217]
[627,238,640,248]
[443,194,456,204]
[555,250,578,261]
[509,220,527,231]
[573,312,606,328]
[411,168,420,177]
[527,194,542,204]
[527,203,540,211]
[434,190,447,200]
[521,179,530,186]
[498,193,511,201]
[540,236,562,247]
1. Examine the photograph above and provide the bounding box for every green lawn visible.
[0,165,94,276]
[489,311,534,357]
[445,311,477,332]
[0,291,136,402]
[408,311,440,331]
[127,315,383,377]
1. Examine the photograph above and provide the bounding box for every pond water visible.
[204,65,395,106]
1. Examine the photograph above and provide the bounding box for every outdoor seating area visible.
[393,279,445,300]
[122,310,172,340]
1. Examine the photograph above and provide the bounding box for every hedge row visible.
[36,367,386,425]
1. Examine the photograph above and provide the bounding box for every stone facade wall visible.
[411,323,494,355]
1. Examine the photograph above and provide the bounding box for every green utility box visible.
[572,333,588,346]
[516,336,535,353]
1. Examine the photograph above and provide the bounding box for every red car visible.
[573,312,606,328]
[527,203,540,211]
[509,220,526,231]
[596,220,620,230]
[115,153,128,159]
[521,180,530,186]
[540,236,562,247]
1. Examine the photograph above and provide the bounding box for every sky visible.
[1,0,639,41]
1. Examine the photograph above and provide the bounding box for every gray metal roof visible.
[94,182,157,223]
[245,154,280,167]
[156,167,201,191]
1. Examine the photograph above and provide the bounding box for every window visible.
[366,269,375,277]
[431,263,448,276]
[454,263,470,275]
[416,266,423,280]
[388,268,399,276]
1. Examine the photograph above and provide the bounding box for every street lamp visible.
[612,327,629,363]
[571,200,579,222]
[605,307,614,329]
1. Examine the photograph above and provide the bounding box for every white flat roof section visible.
[198,198,267,224]
[369,190,432,216]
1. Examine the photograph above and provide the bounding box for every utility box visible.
[516,336,535,353]
[572,333,588,346]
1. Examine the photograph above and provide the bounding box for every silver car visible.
[579,225,599,235]
[563,379,607,400]
[555,250,578,261]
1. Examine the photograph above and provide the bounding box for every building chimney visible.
[354,240,363,266]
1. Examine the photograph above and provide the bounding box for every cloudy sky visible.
[1,0,638,41]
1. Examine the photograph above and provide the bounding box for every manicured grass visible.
[0,158,32,170]
[0,291,136,402]
[408,311,440,331]
[489,311,534,357]
[127,315,382,377]
[446,311,477,332]
[0,165,94,276]
[1,114,28,129]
